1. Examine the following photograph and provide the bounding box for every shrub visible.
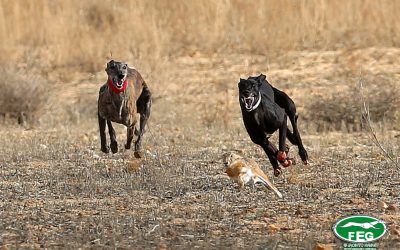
[0,68,48,125]
[304,81,400,132]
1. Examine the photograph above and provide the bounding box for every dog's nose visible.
[118,74,125,79]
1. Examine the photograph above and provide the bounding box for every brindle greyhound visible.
[98,60,151,157]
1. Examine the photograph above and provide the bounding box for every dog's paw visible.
[281,159,292,168]
[273,167,282,177]
[101,146,110,154]
[134,151,142,159]
[110,142,118,154]
[299,148,308,164]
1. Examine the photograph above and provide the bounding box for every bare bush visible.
[359,79,400,169]
[304,81,400,132]
[0,68,48,125]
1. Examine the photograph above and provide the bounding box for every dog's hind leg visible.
[278,94,309,165]
[125,125,135,150]
[288,114,308,164]
[107,120,118,154]
[98,113,109,153]
[135,87,152,158]
[286,128,297,145]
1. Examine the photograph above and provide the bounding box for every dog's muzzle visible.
[113,76,126,89]
[241,92,261,112]
[242,96,254,110]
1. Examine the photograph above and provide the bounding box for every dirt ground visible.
[1,48,400,249]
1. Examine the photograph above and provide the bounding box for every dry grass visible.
[0,121,399,249]
[0,68,48,125]
[1,49,400,249]
[2,0,400,76]
[0,1,400,249]
[304,79,400,132]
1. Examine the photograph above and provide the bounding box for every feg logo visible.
[333,216,387,243]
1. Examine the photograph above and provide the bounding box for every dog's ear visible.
[257,74,266,82]
[107,60,114,66]
[256,74,266,87]
[106,60,114,72]
[238,78,245,88]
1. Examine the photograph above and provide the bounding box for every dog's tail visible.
[255,176,283,198]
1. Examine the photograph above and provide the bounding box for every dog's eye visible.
[122,65,127,70]
[110,65,116,69]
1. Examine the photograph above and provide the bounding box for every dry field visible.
[1,1,400,249]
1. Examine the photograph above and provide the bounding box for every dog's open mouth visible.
[241,92,261,111]
[113,77,126,89]
[242,95,255,110]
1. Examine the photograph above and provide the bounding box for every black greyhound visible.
[238,74,308,176]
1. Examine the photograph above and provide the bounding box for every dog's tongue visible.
[114,79,124,88]
[245,97,254,109]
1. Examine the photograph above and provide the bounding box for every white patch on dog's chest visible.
[119,96,126,118]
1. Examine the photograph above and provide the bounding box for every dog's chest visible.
[243,111,277,135]
[244,99,284,132]
[98,90,134,126]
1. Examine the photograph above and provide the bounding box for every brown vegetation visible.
[1,0,400,74]
[0,68,48,125]
[0,1,399,249]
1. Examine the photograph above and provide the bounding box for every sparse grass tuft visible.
[0,68,48,125]
[304,80,400,132]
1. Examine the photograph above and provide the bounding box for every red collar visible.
[108,79,128,93]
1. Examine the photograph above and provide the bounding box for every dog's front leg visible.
[125,125,135,150]
[260,141,282,177]
[98,113,109,153]
[107,120,118,154]
[277,115,292,168]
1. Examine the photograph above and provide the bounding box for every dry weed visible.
[0,68,48,125]
[2,0,400,75]
[304,80,400,132]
